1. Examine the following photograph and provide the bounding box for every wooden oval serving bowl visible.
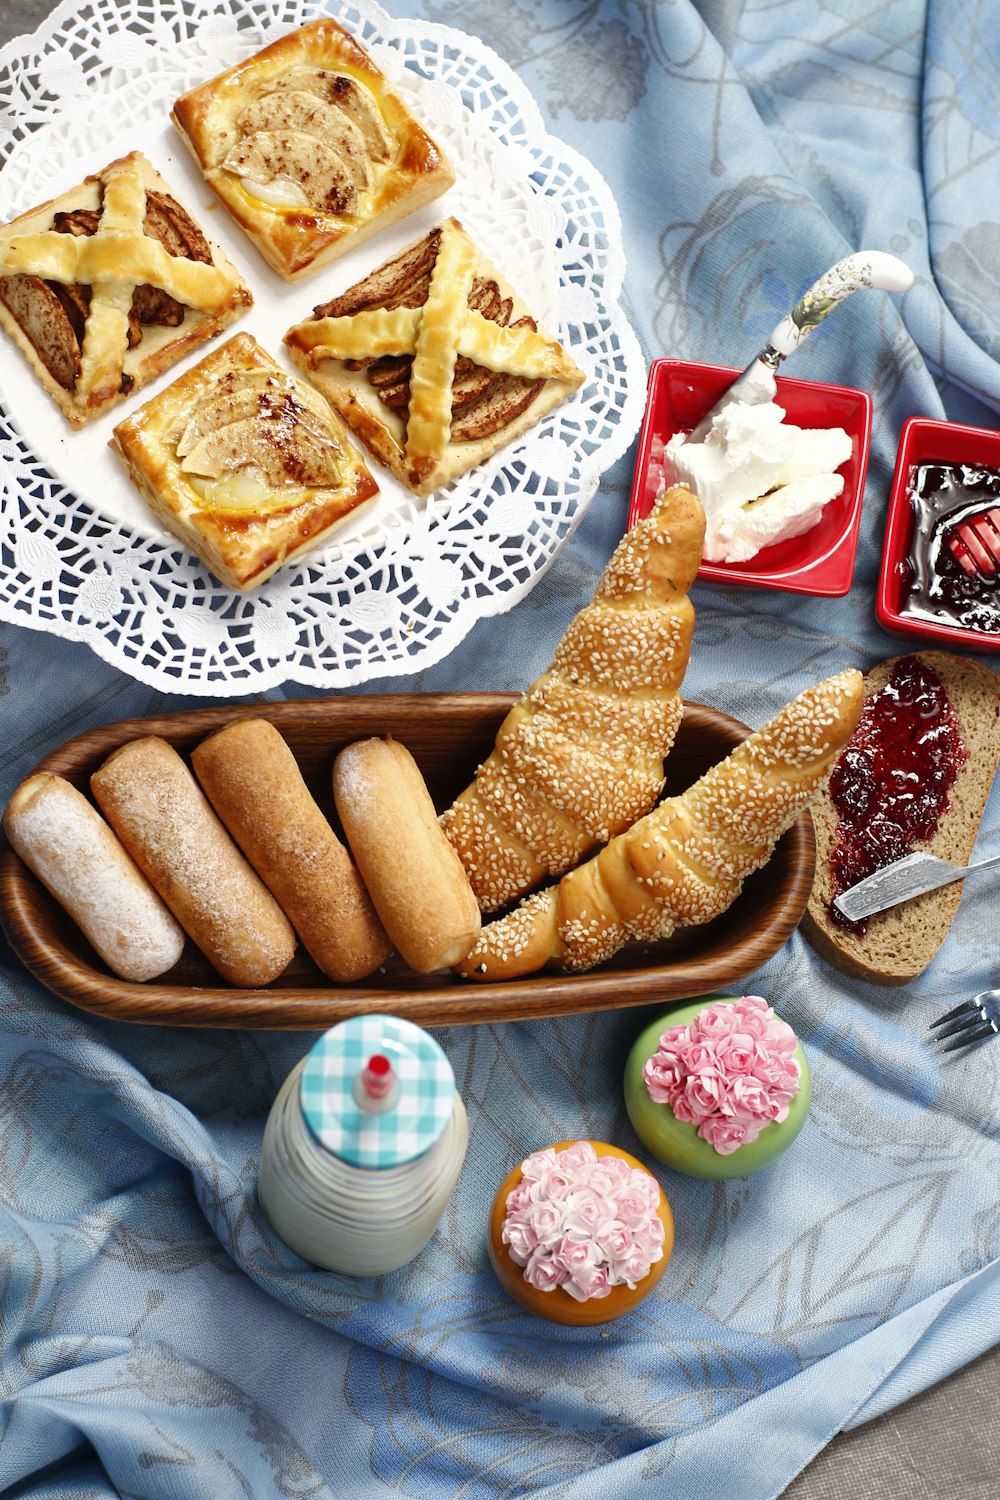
[0,694,815,1030]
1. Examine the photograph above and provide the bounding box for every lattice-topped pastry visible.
[0,152,251,428]
[171,17,455,282]
[284,218,586,496]
[110,332,378,591]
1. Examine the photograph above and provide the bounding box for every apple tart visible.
[0,152,251,428]
[284,218,586,496]
[171,17,455,282]
[110,333,378,591]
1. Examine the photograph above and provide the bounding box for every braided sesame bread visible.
[440,485,706,912]
[454,669,863,980]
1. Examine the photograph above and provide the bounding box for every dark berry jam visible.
[827,654,968,933]
[903,462,1000,633]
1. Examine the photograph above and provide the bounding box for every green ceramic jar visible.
[624,995,811,1180]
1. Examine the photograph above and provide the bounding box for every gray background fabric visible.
[787,1344,1000,1498]
[1,1,998,1496]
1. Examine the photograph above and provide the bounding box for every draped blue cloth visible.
[3,1,1000,1496]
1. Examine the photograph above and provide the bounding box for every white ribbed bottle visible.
[258,1015,468,1276]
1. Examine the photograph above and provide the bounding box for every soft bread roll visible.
[91,736,296,986]
[191,719,391,982]
[2,772,185,981]
[440,485,705,911]
[333,737,481,972]
[456,670,864,980]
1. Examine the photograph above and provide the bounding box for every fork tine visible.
[932,1008,986,1041]
[942,1022,1000,1053]
[929,1001,977,1029]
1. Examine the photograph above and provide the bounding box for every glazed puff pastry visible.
[110,332,378,591]
[284,218,586,497]
[171,17,455,282]
[0,152,251,428]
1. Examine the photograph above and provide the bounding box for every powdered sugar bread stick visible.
[3,772,185,981]
[91,736,296,986]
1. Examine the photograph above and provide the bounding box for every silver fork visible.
[929,990,1000,1053]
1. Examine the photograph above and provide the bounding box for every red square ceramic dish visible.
[876,415,1000,653]
[628,358,873,597]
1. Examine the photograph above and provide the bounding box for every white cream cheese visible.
[662,400,852,564]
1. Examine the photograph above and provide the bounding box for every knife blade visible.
[832,849,1000,922]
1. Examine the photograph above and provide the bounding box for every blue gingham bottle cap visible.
[299,1015,457,1169]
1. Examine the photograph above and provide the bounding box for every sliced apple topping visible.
[321,74,394,162]
[451,367,544,443]
[176,370,335,456]
[268,69,394,161]
[223,130,359,216]
[316,227,442,322]
[239,176,312,211]
[144,192,213,263]
[239,89,371,190]
[175,371,290,456]
[0,272,83,390]
[225,66,396,216]
[177,368,348,508]
[181,417,345,491]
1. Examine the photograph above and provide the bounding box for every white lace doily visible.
[0,0,644,694]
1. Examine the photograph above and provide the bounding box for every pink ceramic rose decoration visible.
[642,995,801,1156]
[502,1141,664,1301]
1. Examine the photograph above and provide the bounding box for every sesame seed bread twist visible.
[454,669,864,980]
[440,485,706,912]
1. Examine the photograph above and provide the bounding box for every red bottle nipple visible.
[360,1053,395,1101]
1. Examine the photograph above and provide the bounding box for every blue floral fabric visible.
[3,1,1000,1497]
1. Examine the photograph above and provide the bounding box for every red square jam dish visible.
[628,358,873,597]
[877,415,1000,651]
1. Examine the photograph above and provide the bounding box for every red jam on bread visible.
[827,654,967,934]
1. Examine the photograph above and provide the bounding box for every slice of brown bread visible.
[801,650,1000,985]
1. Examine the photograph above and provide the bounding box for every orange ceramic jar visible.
[487,1139,674,1326]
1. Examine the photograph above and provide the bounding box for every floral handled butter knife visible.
[684,250,914,445]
